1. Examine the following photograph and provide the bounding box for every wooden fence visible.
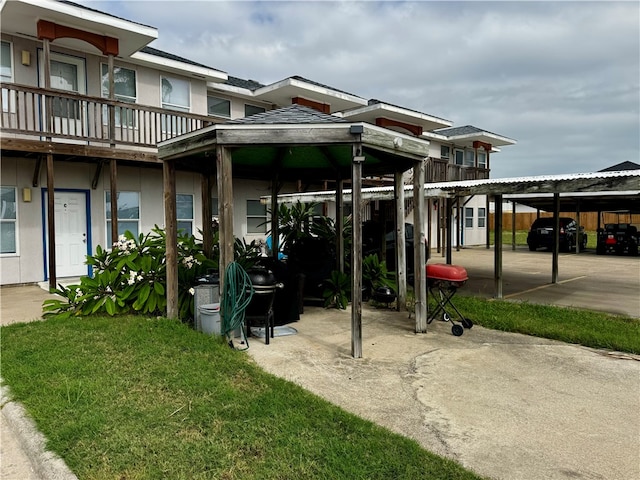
[489,212,640,231]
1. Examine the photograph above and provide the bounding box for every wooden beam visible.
[494,195,503,298]
[512,201,517,251]
[32,156,42,187]
[351,145,364,358]
[552,193,560,284]
[216,145,234,294]
[413,159,427,332]
[336,178,344,273]
[91,161,104,190]
[445,197,453,264]
[110,159,118,246]
[1,138,160,163]
[164,159,178,319]
[216,127,355,147]
[394,171,406,311]
[46,153,56,291]
[202,172,212,258]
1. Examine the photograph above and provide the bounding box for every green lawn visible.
[490,230,598,249]
[1,316,484,480]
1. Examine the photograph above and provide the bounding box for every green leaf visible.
[153,282,165,296]
[105,296,116,316]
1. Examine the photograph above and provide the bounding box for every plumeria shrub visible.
[43,226,215,321]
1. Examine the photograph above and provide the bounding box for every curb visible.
[0,383,78,480]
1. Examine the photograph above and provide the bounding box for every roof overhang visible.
[0,0,158,57]
[337,102,452,132]
[263,170,640,212]
[423,130,516,149]
[159,120,430,181]
[253,77,368,113]
[129,50,227,82]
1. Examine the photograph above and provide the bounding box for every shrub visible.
[43,227,216,321]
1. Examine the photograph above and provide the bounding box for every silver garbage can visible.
[194,283,219,332]
[198,303,221,335]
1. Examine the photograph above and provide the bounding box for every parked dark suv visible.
[527,217,587,252]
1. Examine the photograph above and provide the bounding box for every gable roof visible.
[225,104,346,125]
[599,161,640,172]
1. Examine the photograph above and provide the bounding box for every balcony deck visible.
[1,83,217,162]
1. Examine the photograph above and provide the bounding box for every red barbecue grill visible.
[426,264,473,336]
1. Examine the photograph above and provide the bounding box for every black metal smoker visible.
[245,266,282,344]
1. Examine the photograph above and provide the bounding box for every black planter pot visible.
[372,286,396,305]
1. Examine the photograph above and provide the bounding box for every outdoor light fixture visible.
[22,187,32,202]
[21,50,30,66]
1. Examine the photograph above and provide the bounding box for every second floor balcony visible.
[0,83,216,157]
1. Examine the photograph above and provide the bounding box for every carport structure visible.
[158,105,432,358]
[272,169,640,298]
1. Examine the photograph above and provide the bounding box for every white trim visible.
[254,77,367,105]
[131,51,226,82]
[0,186,19,257]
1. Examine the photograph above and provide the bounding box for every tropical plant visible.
[363,253,397,293]
[43,226,215,321]
[322,270,350,309]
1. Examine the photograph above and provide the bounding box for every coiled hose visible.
[221,262,254,350]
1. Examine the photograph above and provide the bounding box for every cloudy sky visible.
[78,0,639,178]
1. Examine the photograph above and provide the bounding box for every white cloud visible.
[81,0,639,177]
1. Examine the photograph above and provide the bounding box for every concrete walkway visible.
[1,247,639,479]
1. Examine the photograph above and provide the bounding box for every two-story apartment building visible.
[0,0,515,287]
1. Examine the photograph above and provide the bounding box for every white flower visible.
[137,275,143,281]
[189,287,195,295]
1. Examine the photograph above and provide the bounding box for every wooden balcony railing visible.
[0,83,216,150]
[428,158,489,183]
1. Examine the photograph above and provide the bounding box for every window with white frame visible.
[454,149,464,166]
[161,76,190,112]
[440,145,450,160]
[161,76,189,135]
[105,191,140,242]
[477,151,487,169]
[464,207,474,228]
[0,186,17,255]
[245,104,265,117]
[464,150,475,167]
[207,96,230,118]
[177,194,194,236]
[1,41,14,113]
[478,207,486,228]
[101,64,137,127]
[246,200,266,234]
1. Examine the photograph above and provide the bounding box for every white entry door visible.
[46,191,88,278]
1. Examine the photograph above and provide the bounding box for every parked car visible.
[596,223,639,256]
[527,217,587,252]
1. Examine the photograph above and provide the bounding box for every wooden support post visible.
[494,195,503,298]
[43,39,52,135]
[351,145,364,358]
[202,173,212,258]
[164,160,178,319]
[336,178,344,273]
[512,201,517,251]
[110,159,118,245]
[552,193,560,284]
[216,145,234,293]
[486,196,491,249]
[413,159,427,333]
[271,175,279,261]
[456,199,461,252]
[394,171,406,311]
[445,197,453,265]
[108,54,115,147]
[46,153,56,291]
[575,200,581,254]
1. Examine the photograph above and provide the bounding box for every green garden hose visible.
[221,262,254,350]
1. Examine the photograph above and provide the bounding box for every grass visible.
[434,295,640,354]
[1,315,483,480]
[490,230,598,249]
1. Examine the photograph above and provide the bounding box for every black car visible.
[527,217,587,252]
[596,223,639,256]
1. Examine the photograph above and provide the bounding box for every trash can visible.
[194,273,219,332]
[198,303,221,335]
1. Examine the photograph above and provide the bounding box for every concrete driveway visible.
[247,305,640,480]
